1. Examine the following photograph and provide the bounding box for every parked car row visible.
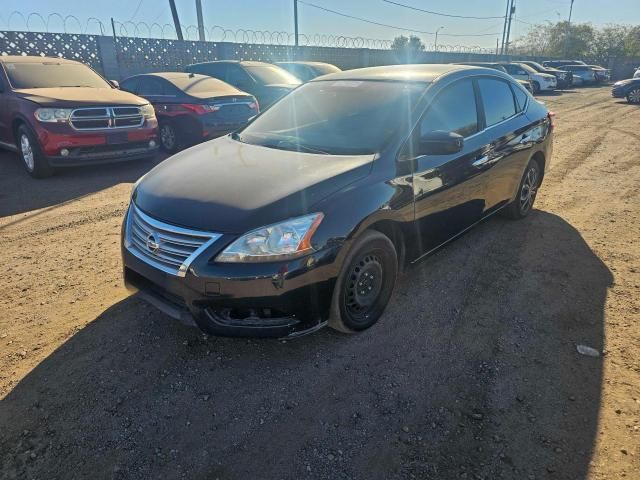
[0,54,629,180]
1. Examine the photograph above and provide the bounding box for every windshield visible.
[245,65,301,85]
[4,62,111,89]
[236,80,426,155]
[526,61,545,71]
[516,64,537,74]
[311,64,341,75]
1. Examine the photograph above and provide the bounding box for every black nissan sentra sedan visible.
[122,64,554,338]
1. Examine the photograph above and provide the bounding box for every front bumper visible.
[612,87,628,98]
[36,122,158,166]
[121,226,342,338]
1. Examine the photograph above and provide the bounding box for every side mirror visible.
[418,130,464,156]
[109,79,120,89]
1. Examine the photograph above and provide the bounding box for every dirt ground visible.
[0,86,638,480]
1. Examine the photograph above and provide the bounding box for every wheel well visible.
[368,220,406,270]
[12,118,25,141]
[531,151,545,183]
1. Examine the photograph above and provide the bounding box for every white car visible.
[500,63,557,93]
[634,68,640,79]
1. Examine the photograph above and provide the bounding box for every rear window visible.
[244,65,301,85]
[167,75,232,94]
[4,62,111,89]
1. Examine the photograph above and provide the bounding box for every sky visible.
[1,0,639,48]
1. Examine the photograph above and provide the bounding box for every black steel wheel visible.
[329,231,397,333]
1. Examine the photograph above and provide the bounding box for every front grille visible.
[70,106,144,131]
[125,204,222,277]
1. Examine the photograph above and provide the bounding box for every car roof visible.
[187,60,272,67]
[0,55,81,65]
[309,64,478,83]
[276,61,336,67]
[131,72,211,80]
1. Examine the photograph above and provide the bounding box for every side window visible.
[137,78,165,96]
[420,79,478,138]
[477,78,517,127]
[119,78,139,94]
[226,66,252,88]
[511,83,529,112]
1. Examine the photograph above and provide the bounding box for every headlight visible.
[216,213,324,263]
[34,108,72,123]
[140,103,155,119]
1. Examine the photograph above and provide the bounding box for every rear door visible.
[407,77,487,255]
[473,77,538,211]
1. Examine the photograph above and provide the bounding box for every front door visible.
[405,78,489,258]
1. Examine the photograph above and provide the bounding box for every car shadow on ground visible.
[0,211,612,480]
[0,151,167,218]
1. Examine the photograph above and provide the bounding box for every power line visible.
[297,1,502,37]
[383,0,505,20]
[128,0,145,22]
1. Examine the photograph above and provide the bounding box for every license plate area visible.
[107,132,129,145]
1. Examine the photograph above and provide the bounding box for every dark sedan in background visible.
[185,60,301,109]
[612,77,640,103]
[275,61,341,81]
[518,61,573,89]
[120,72,258,152]
[122,64,554,338]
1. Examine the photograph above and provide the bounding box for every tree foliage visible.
[391,35,426,53]
[512,21,640,62]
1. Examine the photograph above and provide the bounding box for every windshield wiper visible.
[261,139,330,155]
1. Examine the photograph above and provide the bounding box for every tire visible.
[503,159,542,220]
[159,121,179,153]
[627,88,640,104]
[328,230,398,333]
[16,124,53,178]
[532,81,541,94]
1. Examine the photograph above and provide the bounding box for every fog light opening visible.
[60,148,69,157]
[149,140,157,148]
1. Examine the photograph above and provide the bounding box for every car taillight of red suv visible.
[0,55,159,178]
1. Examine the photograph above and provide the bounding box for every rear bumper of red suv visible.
[35,122,158,167]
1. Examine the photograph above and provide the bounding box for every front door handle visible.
[472,154,502,168]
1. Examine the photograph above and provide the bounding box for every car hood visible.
[133,135,374,233]
[614,79,638,86]
[536,73,556,80]
[13,87,148,106]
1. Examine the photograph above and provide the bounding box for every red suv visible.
[0,56,158,178]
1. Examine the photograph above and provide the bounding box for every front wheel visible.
[503,159,541,220]
[329,231,398,333]
[17,125,53,178]
[627,88,640,104]
[532,81,541,94]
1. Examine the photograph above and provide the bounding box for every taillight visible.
[180,104,219,115]
[548,111,556,129]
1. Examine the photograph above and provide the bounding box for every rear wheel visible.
[503,159,541,220]
[159,122,179,153]
[17,125,53,178]
[627,88,640,104]
[329,231,397,333]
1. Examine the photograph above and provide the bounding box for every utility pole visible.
[434,26,444,52]
[500,0,510,55]
[504,0,515,56]
[196,0,206,41]
[564,0,575,57]
[293,0,299,47]
[168,0,184,40]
